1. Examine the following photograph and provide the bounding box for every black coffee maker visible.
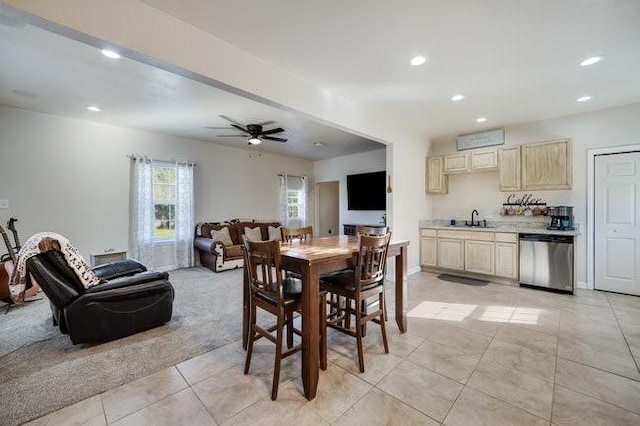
[547,206,575,230]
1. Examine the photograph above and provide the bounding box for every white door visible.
[595,152,640,295]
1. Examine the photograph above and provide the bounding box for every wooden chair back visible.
[355,225,389,237]
[242,237,285,305]
[282,225,313,243]
[355,233,391,289]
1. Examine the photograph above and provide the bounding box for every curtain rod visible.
[278,173,306,179]
[128,154,196,165]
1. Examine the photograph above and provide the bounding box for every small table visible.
[90,249,127,267]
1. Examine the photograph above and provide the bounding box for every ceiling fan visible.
[207,115,287,145]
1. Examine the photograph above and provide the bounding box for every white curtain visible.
[279,174,307,227]
[279,174,289,226]
[130,155,155,267]
[175,161,195,268]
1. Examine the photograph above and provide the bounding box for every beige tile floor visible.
[26,272,640,425]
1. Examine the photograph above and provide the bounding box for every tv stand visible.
[343,224,387,236]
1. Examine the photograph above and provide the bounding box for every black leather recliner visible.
[26,250,175,344]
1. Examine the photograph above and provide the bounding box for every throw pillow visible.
[211,227,233,247]
[268,225,282,241]
[244,226,263,242]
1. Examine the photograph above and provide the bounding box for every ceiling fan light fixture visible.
[248,136,261,145]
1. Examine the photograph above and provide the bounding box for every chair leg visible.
[272,314,284,400]
[286,312,294,349]
[379,292,389,354]
[244,305,256,374]
[355,298,365,373]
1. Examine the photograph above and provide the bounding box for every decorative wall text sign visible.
[456,128,504,151]
[505,193,544,206]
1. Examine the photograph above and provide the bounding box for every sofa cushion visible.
[211,227,233,247]
[268,226,283,241]
[244,227,262,242]
[225,245,244,259]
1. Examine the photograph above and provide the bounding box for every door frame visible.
[587,144,640,290]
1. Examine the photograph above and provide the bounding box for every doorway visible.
[593,150,640,295]
[316,181,339,237]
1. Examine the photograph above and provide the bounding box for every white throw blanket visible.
[9,232,101,303]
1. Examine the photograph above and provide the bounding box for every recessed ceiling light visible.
[313,141,324,147]
[580,56,602,66]
[576,96,592,102]
[101,49,121,59]
[476,117,487,123]
[410,55,427,66]
[87,106,101,112]
[451,94,465,101]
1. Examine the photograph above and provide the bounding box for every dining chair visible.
[282,225,313,243]
[243,237,326,400]
[320,232,391,373]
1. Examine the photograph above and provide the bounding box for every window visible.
[287,189,302,219]
[153,164,176,239]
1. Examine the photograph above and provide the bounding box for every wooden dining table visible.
[242,235,409,400]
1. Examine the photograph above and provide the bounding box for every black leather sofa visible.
[27,251,174,344]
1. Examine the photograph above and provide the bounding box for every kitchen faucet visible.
[470,209,479,227]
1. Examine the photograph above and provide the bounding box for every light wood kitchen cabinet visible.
[521,138,572,190]
[465,240,495,275]
[420,229,437,267]
[420,228,519,282]
[444,153,469,173]
[494,233,518,279]
[437,238,465,270]
[498,146,521,191]
[426,156,448,194]
[470,148,499,171]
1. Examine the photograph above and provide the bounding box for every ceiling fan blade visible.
[231,124,249,133]
[260,127,285,136]
[262,136,288,142]
[256,120,276,127]
[219,114,244,126]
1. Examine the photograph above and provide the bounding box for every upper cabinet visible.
[444,153,469,173]
[426,156,448,194]
[470,148,499,171]
[498,146,521,191]
[521,139,572,190]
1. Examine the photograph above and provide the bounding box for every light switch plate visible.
[0,199,8,209]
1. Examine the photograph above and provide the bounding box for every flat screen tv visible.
[346,171,386,211]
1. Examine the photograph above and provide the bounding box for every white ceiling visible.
[2,1,640,159]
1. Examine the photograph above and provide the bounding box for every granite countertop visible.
[419,219,581,236]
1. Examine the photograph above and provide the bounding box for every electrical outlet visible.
[0,199,9,209]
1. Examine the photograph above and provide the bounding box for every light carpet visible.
[0,267,243,426]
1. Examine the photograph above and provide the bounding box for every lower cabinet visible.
[438,238,465,270]
[494,232,518,278]
[420,229,438,267]
[420,228,518,281]
[465,240,494,275]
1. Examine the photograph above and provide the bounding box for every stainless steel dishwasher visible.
[519,234,574,293]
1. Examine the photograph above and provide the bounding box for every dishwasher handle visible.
[519,233,573,244]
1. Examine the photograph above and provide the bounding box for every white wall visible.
[0,105,313,268]
[314,149,387,231]
[427,102,640,285]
